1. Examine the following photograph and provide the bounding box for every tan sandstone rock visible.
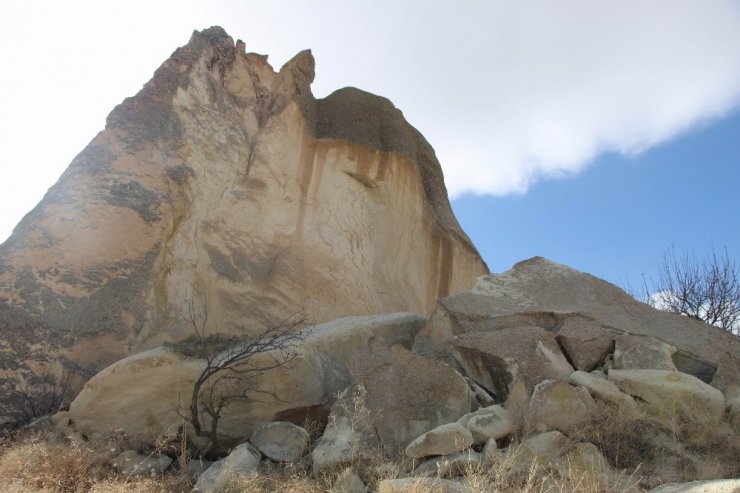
[69,313,423,448]
[249,421,309,462]
[568,370,639,413]
[613,334,677,371]
[528,380,595,434]
[0,26,487,401]
[404,423,474,459]
[418,257,740,388]
[608,369,725,425]
[448,326,573,400]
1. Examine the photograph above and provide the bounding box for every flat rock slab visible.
[350,343,471,457]
[250,421,309,462]
[568,370,639,413]
[608,369,725,425]
[450,326,573,399]
[405,423,473,459]
[613,335,677,371]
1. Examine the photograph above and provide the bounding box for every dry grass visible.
[1,397,737,493]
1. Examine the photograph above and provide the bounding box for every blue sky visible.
[453,109,740,285]
[1,0,739,292]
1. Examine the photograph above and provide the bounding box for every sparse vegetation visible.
[1,367,76,428]
[627,246,740,335]
[175,297,307,454]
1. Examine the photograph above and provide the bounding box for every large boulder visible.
[448,326,573,400]
[404,423,473,459]
[249,421,309,462]
[418,257,740,386]
[193,442,261,493]
[348,343,471,456]
[528,380,595,434]
[70,313,425,447]
[608,369,725,425]
[456,405,513,444]
[0,26,487,405]
[612,335,677,371]
[311,386,379,474]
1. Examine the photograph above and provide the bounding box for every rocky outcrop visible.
[0,26,486,395]
[417,257,740,388]
[70,313,470,454]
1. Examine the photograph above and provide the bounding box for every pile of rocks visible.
[64,258,739,490]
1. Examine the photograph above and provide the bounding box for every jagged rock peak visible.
[0,27,487,395]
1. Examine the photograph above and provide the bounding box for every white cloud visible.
[1,1,740,241]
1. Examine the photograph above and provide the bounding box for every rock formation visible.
[0,27,487,390]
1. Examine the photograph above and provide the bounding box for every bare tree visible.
[178,298,307,453]
[1,367,74,427]
[627,246,739,335]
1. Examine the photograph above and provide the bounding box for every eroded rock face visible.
[0,26,486,393]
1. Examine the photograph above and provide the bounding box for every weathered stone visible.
[330,468,367,493]
[608,369,725,425]
[311,386,378,474]
[649,479,740,492]
[419,257,740,387]
[404,423,473,459]
[568,370,639,413]
[449,326,574,400]
[187,459,214,482]
[613,335,677,371]
[710,352,740,400]
[350,343,471,456]
[412,450,483,477]
[506,430,567,474]
[557,316,616,371]
[528,380,595,433]
[250,421,309,462]
[69,313,424,448]
[111,450,172,477]
[465,377,495,408]
[193,442,261,493]
[481,438,499,463]
[456,405,513,444]
[378,478,474,493]
[0,26,487,411]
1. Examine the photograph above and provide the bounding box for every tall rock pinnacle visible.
[0,27,487,385]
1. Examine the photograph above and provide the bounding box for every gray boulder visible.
[419,257,740,386]
[404,423,474,459]
[613,334,677,371]
[608,369,725,425]
[111,450,172,477]
[250,421,309,462]
[193,442,261,493]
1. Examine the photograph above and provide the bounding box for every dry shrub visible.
[0,432,95,492]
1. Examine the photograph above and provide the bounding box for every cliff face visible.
[0,27,487,379]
